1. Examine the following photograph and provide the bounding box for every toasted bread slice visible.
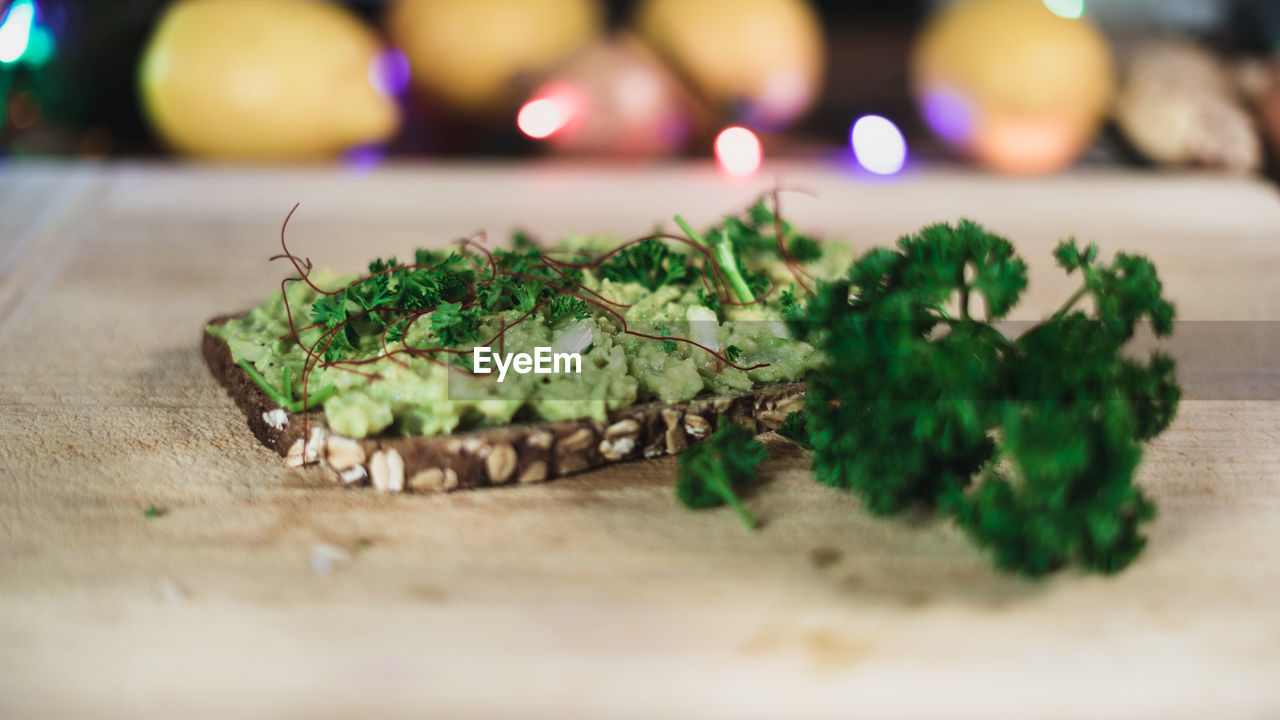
[203,315,806,492]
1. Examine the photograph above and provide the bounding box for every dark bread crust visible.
[203,315,806,491]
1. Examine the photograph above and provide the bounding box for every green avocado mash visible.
[208,203,849,439]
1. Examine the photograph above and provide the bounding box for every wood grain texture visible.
[1,162,1278,718]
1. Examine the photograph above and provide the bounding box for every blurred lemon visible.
[387,0,602,114]
[139,0,398,161]
[913,0,1114,174]
[634,0,824,128]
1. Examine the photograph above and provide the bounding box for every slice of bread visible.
[203,315,807,492]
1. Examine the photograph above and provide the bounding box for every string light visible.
[368,48,410,97]
[850,115,907,176]
[0,0,36,64]
[517,99,564,139]
[517,84,580,140]
[714,126,762,177]
[1043,0,1084,19]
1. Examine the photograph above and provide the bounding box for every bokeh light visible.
[517,84,581,140]
[850,115,907,175]
[1043,0,1084,19]
[921,89,975,145]
[368,48,411,97]
[714,126,762,177]
[8,91,40,129]
[518,99,565,140]
[0,0,35,63]
[343,145,385,174]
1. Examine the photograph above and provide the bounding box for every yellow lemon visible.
[387,0,602,114]
[634,0,824,127]
[913,0,1114,174]
[139,0,399,161]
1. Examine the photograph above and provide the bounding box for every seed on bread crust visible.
[339,465,368,486]
[599,419,641,461]
[662,407,687,455]
[518,460,548,484]
[555,428,595,474]
[775,391,805,415]
[755,410,787,430]
[485,443,517,484]
[408,467,459,493]
[683,414,711,440]
[262,408,289,431]
[286,427,327,468]
[325,435,366,471]
[370,449,405,493]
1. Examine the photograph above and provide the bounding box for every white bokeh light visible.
[714,126,762,177]
[517,99,564,139]
[850,115,908,176]
[1042,0,1084,19]
[0,0,35,63]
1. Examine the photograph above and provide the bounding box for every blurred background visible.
[3,0,1280,179]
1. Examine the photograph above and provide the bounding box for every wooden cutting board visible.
[2,162,1278,718]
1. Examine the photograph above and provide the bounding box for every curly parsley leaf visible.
[430,302,480,347]
[791,220,1179,576]
[676,421,767,529]
[547,296,590,324]
[696,287,723,316]
[778,411,813,450]
[600,238,696,291]
[719,199,823,265]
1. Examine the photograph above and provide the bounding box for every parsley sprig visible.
[787,221,1179,576]
[599,238,696,291]
[676,421,767,528]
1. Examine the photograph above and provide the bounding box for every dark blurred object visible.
[1230,0,1280,53]
[1114,40,1261,173]
[1257,60,1280,166]
[517,33,709,158]
[1,0,168,156]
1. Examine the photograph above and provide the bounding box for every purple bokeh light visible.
[921,88,975,145]
[343,145,385,174]
[368,48,411,97]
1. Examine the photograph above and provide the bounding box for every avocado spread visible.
[208,202,849,439]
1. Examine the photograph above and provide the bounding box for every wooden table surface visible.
[2,161,1278,718]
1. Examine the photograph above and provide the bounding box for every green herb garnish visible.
[143,505,167,519]
[723,199,824,264]
[789,220,1179,576]
[237,360,336,413]
[777,411,813,450]
[547,296,590,324]
[429,301,481,347]
[675,215,758,304]
[599,238,696,291]
[676,421,767,529]
[654,323,678,353]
